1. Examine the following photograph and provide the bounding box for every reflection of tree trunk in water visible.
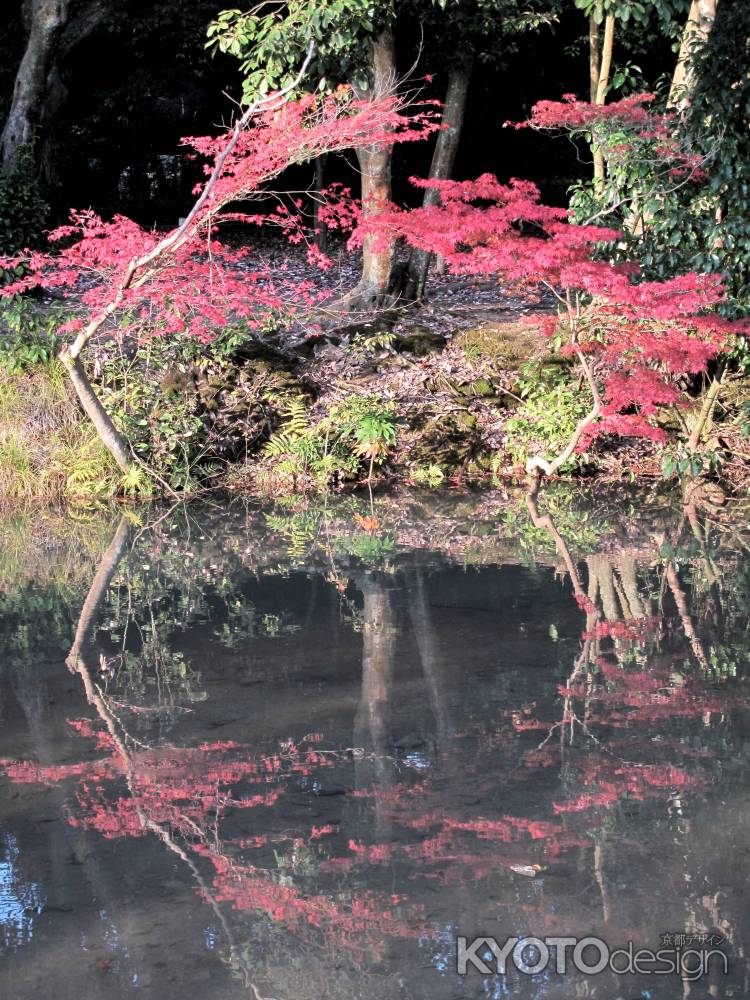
[587,555,620,621]
[525,488,585,597]
[68,514,130,662]
[594,840,611,924]
[617,555,648,618]
[665,563,710,671]
[65,515,267,997]
[405,570,453,749]
[354,574,395,838]
[7,519,129,943]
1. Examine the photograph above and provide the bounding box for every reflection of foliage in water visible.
[0,510,117,668]
[499,490,613,563]
[2,489,750,996]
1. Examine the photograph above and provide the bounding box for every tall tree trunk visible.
[404,53,473,302]
[340,29,397,312]
[589,14,601,102]
[591,11,615,192]
[668,0,719,110]
[1,0,70,167]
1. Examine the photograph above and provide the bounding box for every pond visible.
[0,486,749,999]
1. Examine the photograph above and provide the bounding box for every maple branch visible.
[53,42,315,477]
[62,40,315,367]
[525,346,602,480]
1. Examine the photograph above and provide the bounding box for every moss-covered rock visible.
[453,319,544,369]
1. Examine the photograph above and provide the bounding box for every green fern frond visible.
[263,396,310,457]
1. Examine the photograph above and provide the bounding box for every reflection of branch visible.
[524,488,585,597]
[665,563,710,671]
[65,514,272,999]
[656,511,711,672]
[67,515,130,666]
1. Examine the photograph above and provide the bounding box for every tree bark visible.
[592,12,615,192]
[589,14,601,103]
[3,0,120,178]
[668,0,719,110]
[340,29,397,312]
[1,0,70,167]
[404,53,473,301]
[61,353,133,474]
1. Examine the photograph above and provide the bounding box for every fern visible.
[263,396,309,457]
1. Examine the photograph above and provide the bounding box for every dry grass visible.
[0,360,121,501]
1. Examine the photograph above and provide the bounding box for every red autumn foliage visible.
[0,88,439,343]
[353,168,742,450]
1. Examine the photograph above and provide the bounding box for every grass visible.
[0,359,122,501]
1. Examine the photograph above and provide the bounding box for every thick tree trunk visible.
[341,29,397,312]
[404,54,473,301]
[668,0,719,110]
[3,0,115,177]
[1,0,70,167]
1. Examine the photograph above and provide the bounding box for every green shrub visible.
[0,146,48,257]
[505,361,590,472]
[0,295,62,372]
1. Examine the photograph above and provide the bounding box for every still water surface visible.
[0,488,749,999]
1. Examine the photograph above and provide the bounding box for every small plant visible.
[329,394,400,482]
[345,330,397,361]
[411,463,445,487]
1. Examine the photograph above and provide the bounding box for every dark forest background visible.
[0,1,677,226]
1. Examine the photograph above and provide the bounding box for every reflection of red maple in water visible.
[3,561,749,956]
[0,728,428,950]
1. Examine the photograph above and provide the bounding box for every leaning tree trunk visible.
[1,0,70,167]
[62,354,133,473]
[340,29,397,312]
[403,53,473,301]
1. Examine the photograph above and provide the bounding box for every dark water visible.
[1,488,749,999]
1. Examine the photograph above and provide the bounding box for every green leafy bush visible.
[505,361,590,472]
[0,146,48,257]
[258,393,400,493]
[0,295,62,373]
